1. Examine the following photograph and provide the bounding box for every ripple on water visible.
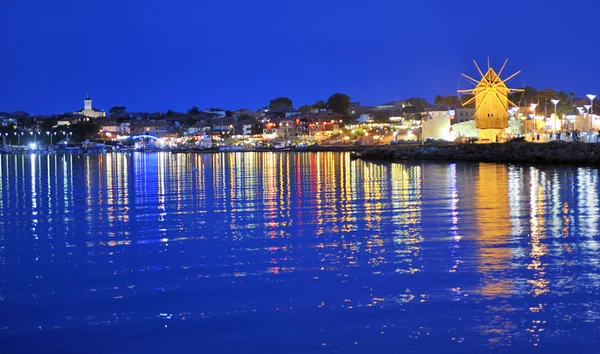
[0,153,599,353]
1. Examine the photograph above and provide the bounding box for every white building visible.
[73,96,106,118]
[422,114,452,141]
[451,120,479,139]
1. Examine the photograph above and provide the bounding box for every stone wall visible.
[358,141,600,165]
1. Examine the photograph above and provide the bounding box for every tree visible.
[509,86,537,106]
[434,95,460,106]
[312,100,327,110]
[71,121,100,142]
[40,118,57,132]
[327,93,351,116]
[404,98,431,111]
[109,106,126,114]
[237,114,253,121]
[459,94,475,108]
[298,105,313,114]
[269,97,293,109]
[187,106,200,116]
[373,115,390,123]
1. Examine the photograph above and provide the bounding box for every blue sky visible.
[1,0,599,114]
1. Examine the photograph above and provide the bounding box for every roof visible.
[267,106,297,113]
[58,116,79,122]
[426,104,454,112]
[75,108,104,113]
[130,120,169,127]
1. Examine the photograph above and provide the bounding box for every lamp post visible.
[15,132,23,146]
[530,103,538,139]
[551,99,560,135]
[585,104,592,135]
[577,107,585,137]
[587,94,596,139]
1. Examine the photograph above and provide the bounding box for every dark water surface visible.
[1,152,599,353]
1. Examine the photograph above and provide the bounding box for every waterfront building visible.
[73,95,106,118]
[129,120,172,137]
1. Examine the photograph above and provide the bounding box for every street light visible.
[530,103,538,138]
[15,132,23,146]
[587,94,596,136]
[551,99,560,134]
[46,131,54,145]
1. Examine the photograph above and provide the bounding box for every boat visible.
[170,147,190,154]
[271,140,293,150]
[199,136,213,149]
[219,145,244,152]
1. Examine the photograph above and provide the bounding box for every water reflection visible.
[0,152,599,353]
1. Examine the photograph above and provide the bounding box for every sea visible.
[1,152,599,353]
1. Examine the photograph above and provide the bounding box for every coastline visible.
[353,142,600,166]
[4,142,600,166]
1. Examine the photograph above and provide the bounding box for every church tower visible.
[84,95,93,111]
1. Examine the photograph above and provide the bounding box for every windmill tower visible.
[458,59,523,142]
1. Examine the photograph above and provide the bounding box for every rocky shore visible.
[356,141,600,165]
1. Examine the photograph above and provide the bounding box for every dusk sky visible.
[2,0,599,114]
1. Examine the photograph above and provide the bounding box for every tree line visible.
[268,94,352,116]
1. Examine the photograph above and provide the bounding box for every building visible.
[238,123,263,136]
[454,108,475,123]
[204,108,227,119]
[73,95,106,118]
[56,116,81,126]
[263,106,302,119]
[422,114,452,141]
[425,104,455,119]
[100,122,121,133]
[129,120,172,137]
[186,123,207,136]
[458,60,523,142]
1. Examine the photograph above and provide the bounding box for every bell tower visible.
[84,94,92,110]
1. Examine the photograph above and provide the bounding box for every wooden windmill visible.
[458,59,523,137]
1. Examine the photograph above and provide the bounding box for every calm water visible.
[1,152,599,353]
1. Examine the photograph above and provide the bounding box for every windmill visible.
[458,58,524,141]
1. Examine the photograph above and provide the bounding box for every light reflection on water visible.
[0,152,599,353]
